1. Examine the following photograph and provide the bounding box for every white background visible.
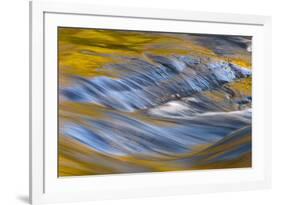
[0,0,278,204]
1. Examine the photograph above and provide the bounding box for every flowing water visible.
[58,28,252,176]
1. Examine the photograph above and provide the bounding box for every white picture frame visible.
[30,0,272,204]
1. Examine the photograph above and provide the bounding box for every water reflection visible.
[59,28,252,176]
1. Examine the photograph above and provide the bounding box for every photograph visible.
[58,27,252,176]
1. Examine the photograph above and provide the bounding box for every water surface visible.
[58,28,252,176]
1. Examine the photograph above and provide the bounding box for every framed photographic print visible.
[29,0,272,204]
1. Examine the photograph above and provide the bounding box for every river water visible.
[58,28,252,176]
